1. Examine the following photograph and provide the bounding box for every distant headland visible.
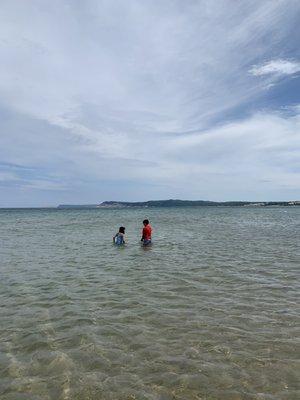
[57,199,300,209]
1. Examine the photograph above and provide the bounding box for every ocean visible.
[0,207,299,399]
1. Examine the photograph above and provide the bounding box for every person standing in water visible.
[113,226,126,245]
[141,219,152,245]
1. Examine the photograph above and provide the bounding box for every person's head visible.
[119,226,125,234]
[143,219,149,226]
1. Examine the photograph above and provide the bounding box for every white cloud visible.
[22,179,67,191]
[0,1,300,204]
[0,171,19,181]
[32,109,300,191]
[1,105,300,202]
[1,0,298,131]
[250,59,300,77]
[162,110,300,194]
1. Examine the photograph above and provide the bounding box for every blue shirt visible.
[115,233,124,245]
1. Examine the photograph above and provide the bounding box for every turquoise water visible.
[0,207,299,399]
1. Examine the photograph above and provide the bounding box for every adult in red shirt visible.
[141,219,152,245]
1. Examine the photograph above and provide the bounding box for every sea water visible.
[0,207,299,399]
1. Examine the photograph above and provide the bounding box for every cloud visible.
[0,161,67,191]
[1,104,300,203]
[1,1,299,130]
[0,171,19,182]
[250,59,300,77]
[22,179,67,191]
[0,1,300,205]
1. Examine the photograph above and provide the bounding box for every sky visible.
[0,0,300,207]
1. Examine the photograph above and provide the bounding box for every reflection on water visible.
[0,207,299,399]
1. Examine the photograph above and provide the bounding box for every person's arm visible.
[113,234,116,243]
[141,227,145,241]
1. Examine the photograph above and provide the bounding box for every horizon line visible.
[1,198,300,209]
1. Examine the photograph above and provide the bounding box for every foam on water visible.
[0,207,299,399]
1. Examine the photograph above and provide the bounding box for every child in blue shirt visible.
[113,226,126,245]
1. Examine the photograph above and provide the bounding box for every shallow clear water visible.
[0,207,299,400]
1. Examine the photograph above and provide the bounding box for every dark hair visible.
[119,226,125,233]
[143,219,149,225]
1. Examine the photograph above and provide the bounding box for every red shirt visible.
[142,224,152,240]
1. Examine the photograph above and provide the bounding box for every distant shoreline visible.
[56,199,300,209]
[1,200,300,209]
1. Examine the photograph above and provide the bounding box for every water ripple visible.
[0,207,299,399]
